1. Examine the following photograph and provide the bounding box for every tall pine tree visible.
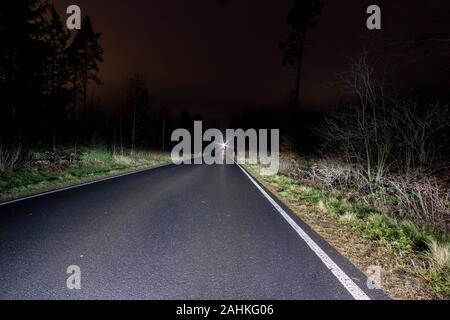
[0,0,49,142]
[68,16,103,126]
[40,4,71,149]
[281,0,324,109]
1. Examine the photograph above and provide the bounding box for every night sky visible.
[54,0,450,122]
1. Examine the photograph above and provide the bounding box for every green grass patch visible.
[0,148,171,202]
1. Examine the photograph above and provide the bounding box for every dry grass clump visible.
[0,145,21,173]
[428,241,450,270]
[389,178,450,230]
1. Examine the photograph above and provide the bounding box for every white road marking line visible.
[235,162,370,300]
[0,163,172,206]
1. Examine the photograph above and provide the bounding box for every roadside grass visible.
[245,164,450,298]
[0,147,171,203]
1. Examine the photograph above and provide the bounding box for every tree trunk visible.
[162,115,166,151]
[131,108,136,155]
[72,77,78,122]
[119,114,124,155]
[294,36,305,108]
[52,127,57,152]
[82,67,88,127]
[112,128,116,155]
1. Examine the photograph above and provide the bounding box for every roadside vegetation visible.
[0,144,170,203]
[247,55,449,299]
[246,160,449,299]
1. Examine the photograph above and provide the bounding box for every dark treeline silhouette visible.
[108,81,218,155]
[0,1,103,150]
[109,73,181,154]
[0,2,204,155]
[1,0,448,159]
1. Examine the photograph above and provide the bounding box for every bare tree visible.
[316,53,449,185]
[317,53,392,185]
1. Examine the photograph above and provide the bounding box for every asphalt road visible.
[0,163,387,300]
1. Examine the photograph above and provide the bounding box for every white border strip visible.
[0,163,172,206]
[235,162,370,300]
